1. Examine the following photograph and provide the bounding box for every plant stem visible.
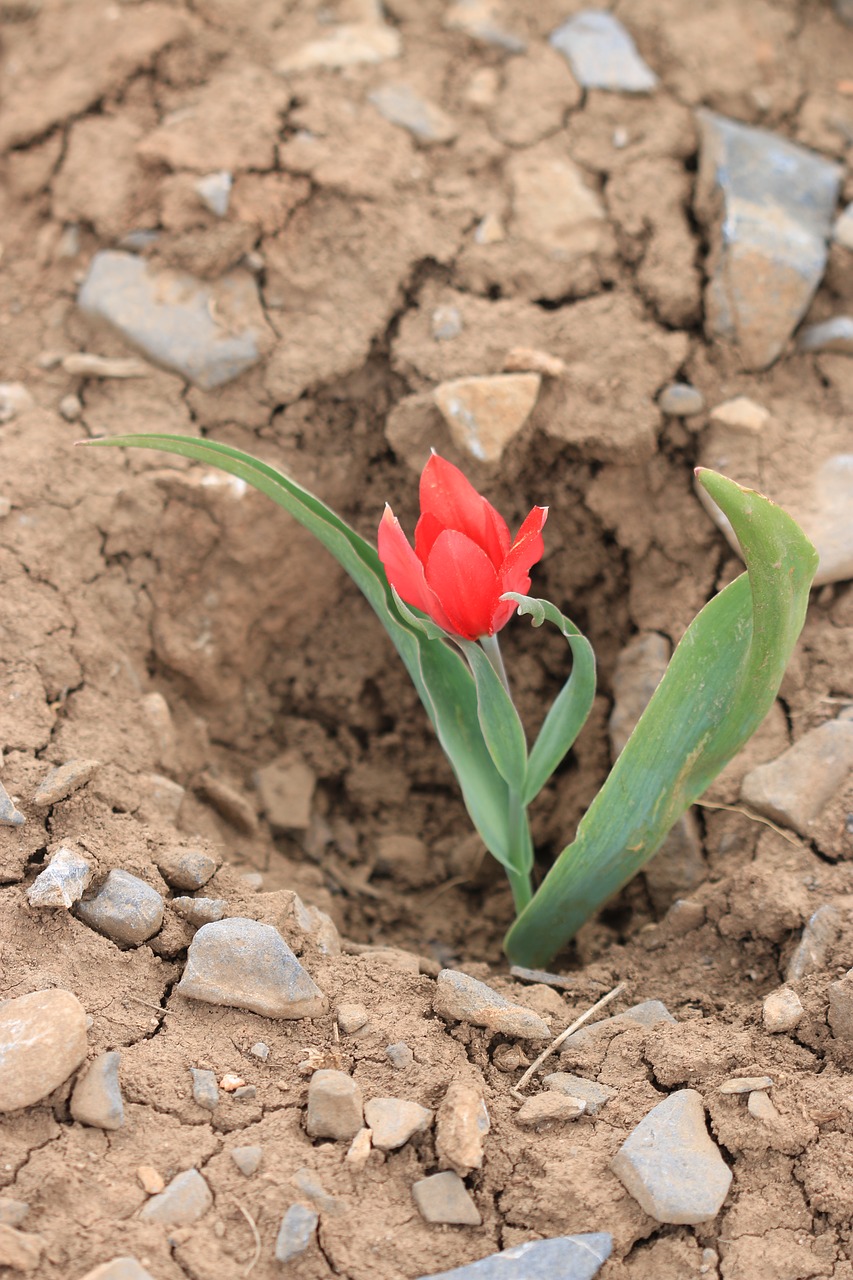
[479,632,511,697]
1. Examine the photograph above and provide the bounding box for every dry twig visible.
[511,981,626,1098]
[234,1198,262,1277]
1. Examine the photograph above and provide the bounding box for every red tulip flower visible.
[378,454,548,641]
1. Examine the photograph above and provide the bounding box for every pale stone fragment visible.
[433,373,540,463]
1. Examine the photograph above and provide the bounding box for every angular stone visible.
[369,84,457,144]
[336,1003,369,1035]
[515,1092,585,1127]
[0,779,24,828]
[798,315,853,355]
[197,772,258,834]
[386,1042,415,1069]
[611,1089,732,1224]
[190,1068,219,1110]
[786,905,841,981]
[363,1097,433,1150]
[562,1000,676,1052]
[76,870,164,946]
[444,0,525,51]
[26,846,92,909]
[170,897,227,926]
[306,1070,363,1141]
[155,847,219,891]
[695,111,842,370]
[435,1081,489,1175]
[276,23,400,72]
[0,1225,43,1273]
[550,11,657,92]
[195,172,232,219]
[741,719,853,835]
[254,752,315,831]
[709,395,770,433]
[70,1051,124,1130]
[31,759,99,806]
[0,989,88,1112]
[828,969,853,1046]
[434,970,551,1040]
[412,1171,481,1226]
[138,1169,212,1225]
[416,1234,612,1280]
[0,1200,28,1228]
[747,1090,780,1123]
[433,374,540,463]
[77,1261,155,1280]
[230,1145,263,1176]
[658,383,704,417]
[763,986,804,1033]
[275,1203,319,1262]
[177,918,327,1018]
[78,251,271,390]
[509,146,608,259]
[544,1073,616,1116]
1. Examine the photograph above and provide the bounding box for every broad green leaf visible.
[390,588,450,643]
[459,639,528,796]
[502,593,596,806]
[505,471,819,967]
[83,434,513,868]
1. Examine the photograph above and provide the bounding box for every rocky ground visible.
[2,1,853,1278]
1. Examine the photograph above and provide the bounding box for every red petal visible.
[413,511,445,565]
[492,507,549,633]
[425,529,501,640]
[378,507,455,632]
[419,455,511,570]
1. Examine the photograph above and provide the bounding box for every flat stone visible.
[562,1000,676,1052]
[26,846,92,909]
[155,847,219,891]
[277,23,400,72]
[435,1081,490,1175]
[0,1225,43,1273]
[433,970,551,1040]
[0,989,88,1112]
[170,896,227,926]
[363,1097,433,1150]
[176,918,327,1019]
[550,11,657,92]
[275,1203,319,1262]
[747,1090,780,1123]
[763,986,804,1033]
[709,395,770,433]
[254,752,315,831]
[70,1051,124,1130]
[741,719,853,834]
[77,1261,155,1280]
[306,1070,363,1141]
[369,84,457,144]
[544,1073,616,1116]
[76,870,165,946]
[658,383,705,417]
[433,374,540,463]
[443,0,526,52]
[249,1042,270,1060]
[190,1068,219,1110]
[197,772,258,834]
[786,905,841,981]
[78,251,270,390]
[0,1200,28,1228]
[611,1089,732,1224]
[828,969,853,1046]
[230,1145,263,1176]
[695,111,842,370]
[798,315,853,355]
[0,780,24,827]
[195,171,232,218]
[336,1003,369,1035]
[416,1234,613,1280]
[139,1169,212,1226]
[386,1042,415,1069]
[412,1171,481,1226]
[31,752,99,803]
[516,1092,586,1127]
[718,1075,773,1095]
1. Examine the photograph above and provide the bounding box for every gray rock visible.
[0,1199,29,1228]
[155,846,219,891]
[78,251,270,390]
[550,11,657,92]
[170,896,227,926]
[834,202,853,249]
[291,1167,344,1215]
[762,986,804,1033]
[0,780,25,827]
[515,1092,586,1127]
[433,969,551,1040]
[435,1081,489,1175]
[76,870,165,946]
[194,171,232,218]
[233,1084,256,1101]
[828,970,853,1048]
[70,1051,124,1130]
[741,719,853,835]
[138,1169,212,1225]
[611,1089,732,1224]
[562,1000,675,1052]
[544,1072,615,1116]
[432,305,463,341]
[798,315,853,355]
[369,84,457,144]
[249,1041,270,1060]
[786,904,841,981]
[275,1203,319,1263]
[658,383,705,417]
[27,846,92,908]
[336,1003,369,1034]
[77,1261,156,1280]
[695,111,842,370]
[229,1145,263,1176]
[364,1096,433,1151]
[412,1171,481,1225]
[386,1042,415,1069]
[416,1234,613,1280]
[290,895,341,956]
[176,918,327,1018]
[0,989,89,1112]
[59,393,83,422]
[190,1068,219,1111]
[306,1069,363,1141]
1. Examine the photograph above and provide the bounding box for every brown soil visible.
[2,2,853,1278]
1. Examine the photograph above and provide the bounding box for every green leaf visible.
[504,471,819,968]
[459,639,528,795]
[502,593,596,806]
[82,433,513,868]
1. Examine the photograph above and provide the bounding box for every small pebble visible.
[70,1051,124,1130]
[432,305,463,341]
[433,374,541,464]
[27,845,92,909]
[170,896,227,926]
[474,213,504,244]
[254,751,315,830]
[828,969,853,1047]
[718,1075,773,1095]
[658,383,705,417]
[59,394,82,422]
[549,10,658,92]
[741,719,853,835]
[369,83,457,144]
[0,989,88,1112]
[786,904,842,981]
[61,353,147,379]
[275,1203,319,1263]
[515,1092,586,1128]
[562,1000,675,1051]
[76,869,165,946]
[444,0,526,52]
[239,871,264,891]
[0,1199,29,1228]
[747,1090,781,1123]
[155,846,219,891]
[386,1042,415,1069]
[797,316,853,355]
[138,1169,212,1225]
[233,1084,256,1101]
[0,383,34,422]
[492,1044,529,1072]
[762,986,804,1033]
[336,1003,369,1034]
[32,758,100,806]
[435,1081,489,1175]
[194,171,232,218]
[412,1171,481,1226]
[363,1097,433,1151]
[0,779,25,828]
[544,1073,616,1116]
[249,1041,270,1061]
[190,1068,219,1110]
[433,969,551,1040]
[136,1167,165,1195]
[345,1127,373,1169]
[219,1074,245,1092]
[306,1070,363,1141]
[229,1145,262,1176]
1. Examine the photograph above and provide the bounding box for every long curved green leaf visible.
[82,433,512,866]
[505,470,819,967]
[459,640,528,795]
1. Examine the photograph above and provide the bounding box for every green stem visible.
[479,633,511,698]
